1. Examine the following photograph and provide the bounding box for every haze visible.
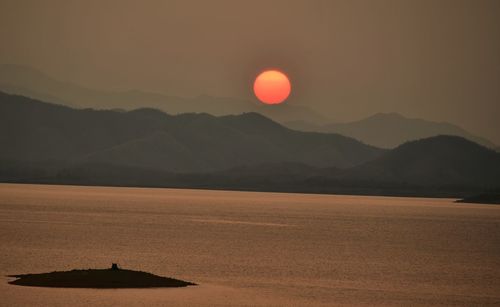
[0,0,499,143]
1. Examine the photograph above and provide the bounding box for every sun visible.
[253,70,291,104]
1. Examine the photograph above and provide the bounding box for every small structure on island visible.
[111,263,119,270]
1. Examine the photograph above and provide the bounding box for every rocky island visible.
[8,264,196,288]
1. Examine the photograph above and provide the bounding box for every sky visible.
[1,0,499,143]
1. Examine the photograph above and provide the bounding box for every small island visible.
[456,193,500,205]
[8,264,196,288]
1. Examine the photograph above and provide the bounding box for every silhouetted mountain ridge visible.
[191,136,500,194]
[285,112,495,149]
[2,92,499,197]
[339,135,500,186]
[0,91,382,173]
[32,134,500,196]
[0,64,327,124]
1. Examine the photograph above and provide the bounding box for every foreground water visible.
[0,183,499,306]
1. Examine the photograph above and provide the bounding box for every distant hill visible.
[337,135,500,187]
[2,92,499,197]
[0,64,327,124]
[285,112,495,149]
[0,92,382,174]
[194,136,500,196]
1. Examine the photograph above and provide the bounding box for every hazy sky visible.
[1,0,499,143]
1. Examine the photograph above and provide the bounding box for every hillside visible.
[0,92,382,174]
[2,92,499,197]
[337,136,500,187]
[165,136,500,196]
[20,136,499,197]
[0,64,327,124]
[213,136,500,196]
[285,113,495,149]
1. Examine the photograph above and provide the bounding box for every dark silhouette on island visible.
[8,264,196,288]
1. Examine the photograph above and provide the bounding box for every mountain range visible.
[188,136,500,196]
[0,64,327,125]
[1,64,495,150]
[284,113,495,149]
[1,91,499,197]
[0,91,382,172]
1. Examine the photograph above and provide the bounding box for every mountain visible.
[338,135,500,187]
[0,64,327,124]
[200,136,500,196]
[285,112,495,149]
[0,91,382,175]
[2,92,498,197]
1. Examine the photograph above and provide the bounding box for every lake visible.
[1,183,499,306]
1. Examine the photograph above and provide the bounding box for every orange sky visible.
[0,0,499,143]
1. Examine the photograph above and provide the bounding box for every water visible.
[1,183,499,306]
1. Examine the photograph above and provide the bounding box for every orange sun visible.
[253,70,291,104]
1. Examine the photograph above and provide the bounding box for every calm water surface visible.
[1,183,499,306]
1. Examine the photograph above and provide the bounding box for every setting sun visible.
[253,70,291,104]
